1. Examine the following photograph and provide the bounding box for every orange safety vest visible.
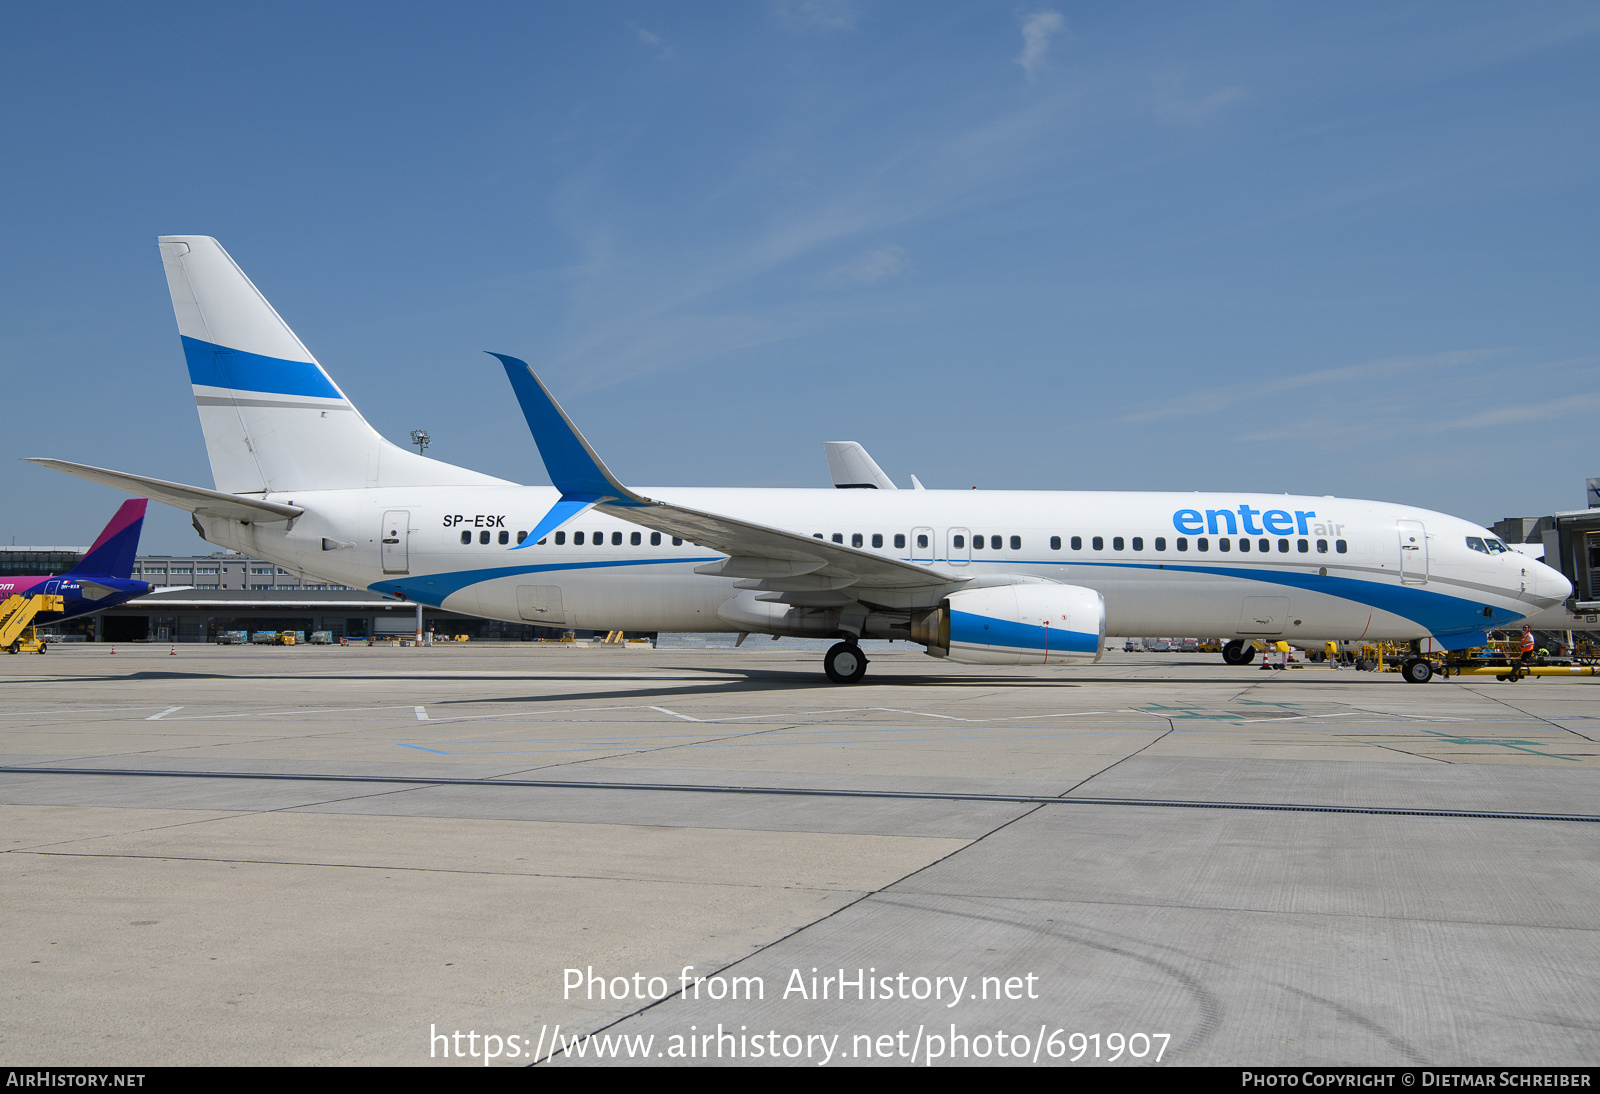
[1521,630,1535,652]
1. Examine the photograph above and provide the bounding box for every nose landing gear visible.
[824,640,868,684]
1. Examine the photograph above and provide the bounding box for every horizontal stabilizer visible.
[26,459,303,522]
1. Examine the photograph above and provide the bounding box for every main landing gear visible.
[824,640,868,684]
[1221,639,1255,666]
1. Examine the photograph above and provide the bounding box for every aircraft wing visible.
[25,458,303,522]
[492,355,963,591]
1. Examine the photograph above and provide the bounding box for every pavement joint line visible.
[7,850,874,891]
[2,766,1597,822]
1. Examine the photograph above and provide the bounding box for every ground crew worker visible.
[1520,625,1535,665]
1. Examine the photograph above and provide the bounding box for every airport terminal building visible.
[3,547,571,643]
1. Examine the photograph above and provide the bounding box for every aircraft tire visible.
[1222,640,1253,665]
[824,641,868,684]
[1401,658,1433,684]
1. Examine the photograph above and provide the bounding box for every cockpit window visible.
[1486,538,1509,554]
[1466,537,1488,554]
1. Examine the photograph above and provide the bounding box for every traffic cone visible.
[1259,645,1271,670]
[109,645,115,655]
[170,644,176,656]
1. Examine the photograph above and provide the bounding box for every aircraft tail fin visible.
[68,499,147,579]
[157,236,506,494]
[823,442,897,490]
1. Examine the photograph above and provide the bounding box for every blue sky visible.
[2,2,1596,553]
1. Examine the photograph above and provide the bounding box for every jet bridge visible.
[1543,508,1600,613]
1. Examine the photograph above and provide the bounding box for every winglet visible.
[490,354,649,506]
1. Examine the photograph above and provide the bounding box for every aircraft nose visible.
[1531,559,1572,603]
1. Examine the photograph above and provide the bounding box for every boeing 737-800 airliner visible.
[29,237,1572,683]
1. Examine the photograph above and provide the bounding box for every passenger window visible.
[574,532,584,546]
[872,533,883,548]
[1155,537,1166,551]
[953,535,965,549]
[610,531,621,545]
[555,531,566,545]
[651,532,661,546]
[1297,539,1308,553]
[916,534,928,548]
[832,533,843,544]
[479,530,491,544]
[1277,539,1288,552]
[991,536,1002,550]
[852,533,864,547]
[672,537,683,546]
[517,531,527,544]
[593,531,602,544]
[460,531,471,545]
[814,533,823,539]
[1010,535,1021,550]
[1198,538,1209,552]
[973,535,984,551]
[1071,536,1082,550]
[1092,536,1103,550]
[1132,537,1143,551]
[1336,539,1348,553]
[1219,538,1231,552]
[1112,536,1124,551]
[499,530,510,545]
[1316,539,1328,553]
[538,538,547,545]
[1050,536,1061,550]
[893,534,905,549]
[1237,539,1248,552]
[1177,538,1188,551]
[631,531,641,546]
[1259,539,1270,552]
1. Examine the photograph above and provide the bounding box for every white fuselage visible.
[194,485,1565,644]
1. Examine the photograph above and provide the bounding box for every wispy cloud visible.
[1152,352,1600,448]
[1154,83,1248,124]
[771,0,859,32]
[628,22,673,59]
[540,80,1080,388]
[818,244,907,288]
[1017,10,1067,82]
[1117,352,1496,423]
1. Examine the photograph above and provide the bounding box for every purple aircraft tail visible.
[69,499,148,579]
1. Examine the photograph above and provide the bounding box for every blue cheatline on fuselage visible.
[367,552,1507,638]
[181,336,342,400]
[948,610,1100,656]
[369,556,724,607]
[1041,559,1506,638]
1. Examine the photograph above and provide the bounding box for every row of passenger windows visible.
[1043,535,1348,555]
[459,529,685,547]
[460,526,1352,555]
[814,532,1350,555]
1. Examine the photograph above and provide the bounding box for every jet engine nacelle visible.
[913,583,1105,666]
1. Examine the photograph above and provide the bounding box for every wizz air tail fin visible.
[68,499,147,579]
[158,236,508,494]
